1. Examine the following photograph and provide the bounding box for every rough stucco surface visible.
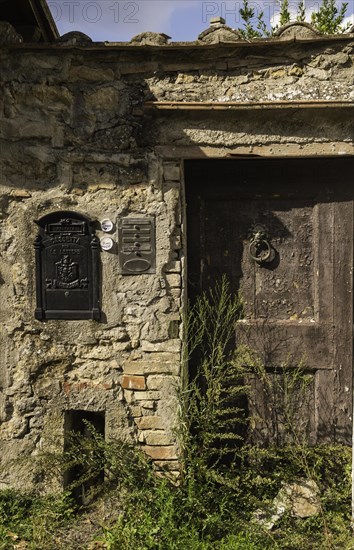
[147,48,354,103]
[1,33,354,488]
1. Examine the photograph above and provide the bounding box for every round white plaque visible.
[100,219,114,232]
[100,237,114,251]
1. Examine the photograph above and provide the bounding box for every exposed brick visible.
[121,375,146,391]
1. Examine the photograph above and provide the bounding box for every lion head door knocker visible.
[248,224,275,266]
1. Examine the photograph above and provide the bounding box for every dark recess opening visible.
[64,410,105,503]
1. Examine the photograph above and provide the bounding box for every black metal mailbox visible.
[34,211,100,320]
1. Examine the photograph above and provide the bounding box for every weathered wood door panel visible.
[186,158,353,445]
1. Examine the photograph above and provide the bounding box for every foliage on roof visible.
[238,0,349,39]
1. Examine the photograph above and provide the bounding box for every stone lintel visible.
[155,143,354,159]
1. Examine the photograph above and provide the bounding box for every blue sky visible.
[48,1,354,42]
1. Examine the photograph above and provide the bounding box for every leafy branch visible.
[237,0,349,37]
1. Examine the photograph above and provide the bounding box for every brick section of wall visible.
[121,375,146,391]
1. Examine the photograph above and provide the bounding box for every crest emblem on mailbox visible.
[56,256,78,283]
[34,211,100,320]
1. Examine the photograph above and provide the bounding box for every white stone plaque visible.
[100,237,114,251]
[100,219,114,232]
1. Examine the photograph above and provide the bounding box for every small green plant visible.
[238,0,349,37]
[311,0,349,34]
[0,489,76,549]
[239,0,270,38]
[279,0,291,26]
[297,0,306,22]
[180,277,246,481]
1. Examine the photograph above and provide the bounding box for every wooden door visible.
[186,158,353,445]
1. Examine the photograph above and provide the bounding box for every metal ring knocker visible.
[249,224,273,265]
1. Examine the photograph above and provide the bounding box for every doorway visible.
[185,157,353,445]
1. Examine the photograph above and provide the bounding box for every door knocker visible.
[249,224,274,265]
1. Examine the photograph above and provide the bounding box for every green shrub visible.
[311,0,349,34]
[0,489,76,549]
[238,0,349,37]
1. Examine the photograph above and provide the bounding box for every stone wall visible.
[1,27,354,488]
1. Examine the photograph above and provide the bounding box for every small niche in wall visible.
[34,211,100,320]
[64,410,105,503]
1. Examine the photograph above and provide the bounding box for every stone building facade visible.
[0,7,354,489]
